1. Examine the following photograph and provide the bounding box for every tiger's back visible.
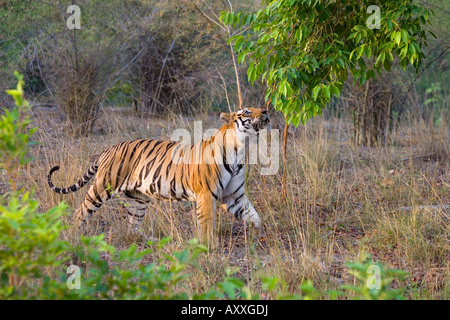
[97,139,198,201]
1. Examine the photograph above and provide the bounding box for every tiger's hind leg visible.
[121,197,148,232]
[73,183,110,228]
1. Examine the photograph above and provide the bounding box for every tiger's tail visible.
[48,164,99,194]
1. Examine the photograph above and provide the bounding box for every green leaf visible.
[387,19,393,30]
[360,72,367,86]
[364,45,371,59]
[312,85,321,101]
[394,31,401,46]
[173,249,189,264]
[331,83,340,98]
[401,30,409,44]
[238,51,246,63]
[356,45,365,59]
[322,85,330,101]
[5,89,20,97]
[234,36,244,51]
[262,277,278,291]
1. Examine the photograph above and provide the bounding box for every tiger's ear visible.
[219,112,233,124]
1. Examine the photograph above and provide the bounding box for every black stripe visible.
[144,140,164,161]
[235,207,244,219]
[233,181,245,195]
[170,178,178,199]
[165,159,173,177]
[115,142,132,186]
[92,186,103,204]
[218,176,224,190]
[153,161,165,180]
[223,161,233,175]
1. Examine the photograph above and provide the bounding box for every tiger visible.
[48,107,270,242]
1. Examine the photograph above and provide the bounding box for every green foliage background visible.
[222,0,434,126]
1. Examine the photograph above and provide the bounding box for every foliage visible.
[342,254,408,300]
[0,73,68,298]
[0,192,257,300]
[73,237,210,300]
[0,193,72,299]
[0,71,37,190]
[0,180,408,300]
[0,199,408,300]
[222,0,433,126]
[0,191,208,299]
[0,184,409,300]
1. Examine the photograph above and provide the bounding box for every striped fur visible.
[48,107,270,242]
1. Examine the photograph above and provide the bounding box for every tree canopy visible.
[222,0,433,126]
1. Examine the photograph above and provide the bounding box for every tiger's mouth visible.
[253,115,270,132]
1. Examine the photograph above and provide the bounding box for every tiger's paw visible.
[249,216,261,229]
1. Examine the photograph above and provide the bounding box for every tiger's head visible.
[219,107,270,137]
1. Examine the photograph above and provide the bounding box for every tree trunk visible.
[281,121,289,197]
[353,80,393,147]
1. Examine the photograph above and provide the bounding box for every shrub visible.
[0,193,71,299]
[342,254,408,300]
[0,192,209,299]
[0,71,37,190]
[49,57,100,137]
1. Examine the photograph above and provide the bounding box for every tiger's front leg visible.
[220,190,261,229]
[195,192,215,243]
[220,173,261,228]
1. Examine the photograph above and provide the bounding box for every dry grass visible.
[18,105,449,299]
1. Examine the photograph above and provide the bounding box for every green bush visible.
[0,195,250,300]
[72,236,209,300]
[0,71,37,190]
[342,255,408,300]
[0,193,73,299]
[0,188,212,299]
